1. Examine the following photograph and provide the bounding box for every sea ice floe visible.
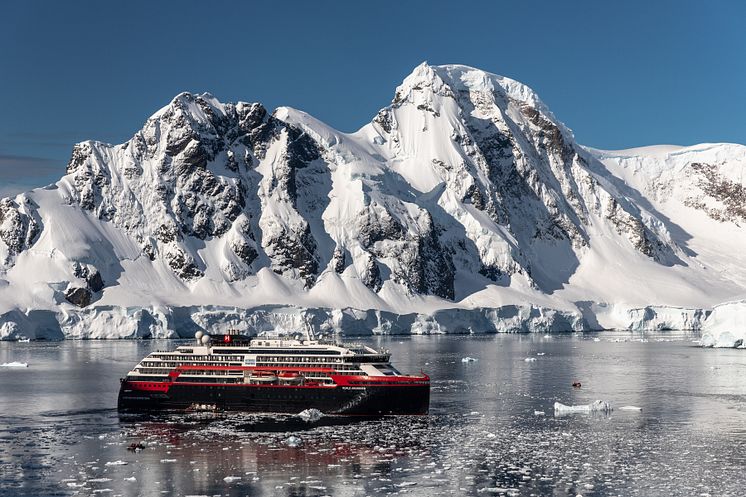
[298,408,324,422]
[104,460,127,466]
[524,357,537,362]
[619,406,642,411]
[0,362,28,368]
[461,357,478,363]
[285,436,302,447]
[223,476,242,483]
[554,400,612,415]
[396,481,417,487]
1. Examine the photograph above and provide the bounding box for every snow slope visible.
[589,143,746,344]
[1,63,744,343]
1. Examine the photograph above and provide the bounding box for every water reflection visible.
[1,333,746,496]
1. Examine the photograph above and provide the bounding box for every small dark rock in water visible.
[127,442,145,452]
[572,381,582,388]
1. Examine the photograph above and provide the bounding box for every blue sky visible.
[1,1,744,196]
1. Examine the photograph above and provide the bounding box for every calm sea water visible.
[1,333,745,497]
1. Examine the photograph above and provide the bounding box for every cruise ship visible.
[117,331,430,415]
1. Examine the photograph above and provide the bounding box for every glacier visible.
[1,63,745,344]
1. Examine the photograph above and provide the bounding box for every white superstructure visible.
[125,332,401,385]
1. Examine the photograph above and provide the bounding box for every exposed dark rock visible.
[0,198,40,258]
[605,198,662,259]
[230,237,258,267]
[66,143,92,174]
[479,265,503,282]
[264,223,318,288]
[360,252,382,292]
[331,246,346,273]
[521,104,574,163]
[165,248,203,280]
[418,230,455,300]
[416,103,440,117]
[72,262,105,293]
[373,109,394,133]
[285,125,321,170]
[64,287,92,307]
[685,162,746,224]
[155,224,179,243]
[358,207,405,248]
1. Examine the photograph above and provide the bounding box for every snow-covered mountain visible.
[1,63,745,343]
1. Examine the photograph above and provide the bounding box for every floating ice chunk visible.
[123,477,136,482]
[554,400,612,415]
[524,357,537,362]
[223,476,242,483]
[105,460,127,466]
[461,357,478,363]
[298,408,324,422]
[160,459,177,463]
[285,436,302,447]
[619,406,642,411]
[534,410,545,416]
[0,362,28,368]
[537,352,545,356]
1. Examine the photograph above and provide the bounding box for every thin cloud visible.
[0,155,64,198]
[0,183,29,199]
[0,154,63,176]
[0,131,81,151]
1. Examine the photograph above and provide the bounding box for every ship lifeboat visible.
[278,372,304,384]
[248,371,278,383]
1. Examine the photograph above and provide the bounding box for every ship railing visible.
[173,364,337,373]
[341,343,390,355]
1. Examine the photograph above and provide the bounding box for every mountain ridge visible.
[1,63,745,344]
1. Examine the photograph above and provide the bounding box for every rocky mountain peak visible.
[2,63,731,322]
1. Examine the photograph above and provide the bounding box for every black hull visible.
[118,381,429,416]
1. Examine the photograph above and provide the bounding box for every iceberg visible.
[0,362,28,368]
[700,301,746,348]
[297,408,324,422]
[285,435,302,448]
[553,400,612,415]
